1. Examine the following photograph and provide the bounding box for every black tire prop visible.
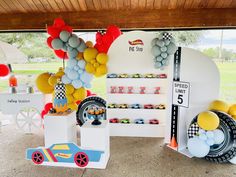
[76,96,106,126]
[190,111,236,163]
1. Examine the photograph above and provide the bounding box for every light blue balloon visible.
[68,34,80,48]
[151,46,161,56]
[161,52,168,58]
[154,61,162,69]
[67,59,77,69]
[72,79,82,89]
[187,137,210,158]
[51,38,63,50]
[77,40,87,52]
[61,75,71,84]
[156,40,165,47]
[167,42,177,55]
[163,59,169,66]
[80,72,93,83]
[59,31,71,42]
[68,48,78,58]
[206,131,214,139]
[78,69,84,74]
[155,56,163,62]
[84,83,92,88]
[199,129,206,134]
[67,69,79,80]
[64,67,70,74]
[73,65,79,71]
[164,39,171,46]
[213,129,225,144]
[77,59,86,69]
[160,46,167,52]
[199,133,207,141]
[206,139,215,146]
[151,38,158,46]
[62,43,68,52]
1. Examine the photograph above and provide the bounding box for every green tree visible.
[172,31,204,46]
[203,47,236,60]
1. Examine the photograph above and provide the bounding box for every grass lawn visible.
[0,61,235,103]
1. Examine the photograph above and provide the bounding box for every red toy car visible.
[158,74,167,78]
[149,119,159,124]
[109,118,119,123]
[144,104,154,109]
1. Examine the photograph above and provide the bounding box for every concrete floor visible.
[0,124,236,177]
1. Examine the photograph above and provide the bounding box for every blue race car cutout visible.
[26,143,104,168]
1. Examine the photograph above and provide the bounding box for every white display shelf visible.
[107,93,167,96]
[109,123,165,137]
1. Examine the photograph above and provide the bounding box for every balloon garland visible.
[151,32,177,70]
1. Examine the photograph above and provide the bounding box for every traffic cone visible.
[169,136,178,148]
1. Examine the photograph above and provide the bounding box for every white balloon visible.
[213,129,225,144]
[187,137,210,158]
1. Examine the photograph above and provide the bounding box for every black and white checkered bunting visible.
[162,32,172,40]
[188,123,200,138]
[55,83,66,99]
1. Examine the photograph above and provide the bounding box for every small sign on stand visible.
[172,81,190,108]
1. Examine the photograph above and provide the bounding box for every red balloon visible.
[61,25,73,33]
[76,100,81,105]
[41,110,47,119]
[54,50,68,59]
[47,37,53,48]
[44,103,53,113]
[86,90,92,97]
[47,26,60,38]
[102,33,113,47]
[0,64,10,77]
[53,18,65,28]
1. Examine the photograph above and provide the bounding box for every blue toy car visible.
[134,118,144,124]
[107,73,118,78]
[130,104,142,109]
[26,143,104,167]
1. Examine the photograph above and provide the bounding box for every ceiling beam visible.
[0,8,236,31]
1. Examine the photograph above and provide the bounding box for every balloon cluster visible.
[151,32,177,70]
[0,64,10,77]
[94,25,122,53]
[187,100,236,158]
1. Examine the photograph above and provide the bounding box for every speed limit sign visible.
[172,81,190,108]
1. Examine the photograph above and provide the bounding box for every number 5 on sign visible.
[172,81,190,108]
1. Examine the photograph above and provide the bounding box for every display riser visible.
[109,123,165,137]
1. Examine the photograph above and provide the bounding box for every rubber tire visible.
[76,96,106,126]
[191,111,236,163]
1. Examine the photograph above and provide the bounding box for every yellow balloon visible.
[90,59,96,64]
[76,52,83,60]
[36,72,54,94]
[83,48,98,62]
[94,62,100,68]
[68,103,78,111]
[96,64,107,75]
[55,67,65,77]
[228,104,236,116]
[73,87,86,100]
[232,115,236,120]
[197,111,220,131]
[65,84,75,95]
[86,41,93,48]
[96,53,108,64]
[48,75,59,86]
[66,94,74,104]
[85,63,96,74]
[208,100,229,113]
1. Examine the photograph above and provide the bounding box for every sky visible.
[196,29,236,52]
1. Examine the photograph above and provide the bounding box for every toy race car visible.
[144,104,154,109]
[131,74,142,78]
[157,74,167,78]
[120,118,130,124]
[149,119,159,124]
[118,104,129,109]
[109,118,119,123]
[108,103,117,109]
[134,118,144,124]
[26,143,104,168]
[144,74,156,78]
[130,104,142,109]
[118,74,129,78]
[107,73,118,78]
[155,104,166,109]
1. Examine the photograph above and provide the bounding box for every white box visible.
[44,111,77,147]
[80,120,110,169]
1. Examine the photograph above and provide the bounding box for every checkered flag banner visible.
[55,82,66,99]
[188,123,200,138]
[162,32,172,40]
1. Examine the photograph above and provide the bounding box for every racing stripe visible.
[42,148,53,162]
[46,148,58,162]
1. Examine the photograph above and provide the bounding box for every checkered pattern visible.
[55,83,66,99]
[162,32,172,40]
[188,123,200,138]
